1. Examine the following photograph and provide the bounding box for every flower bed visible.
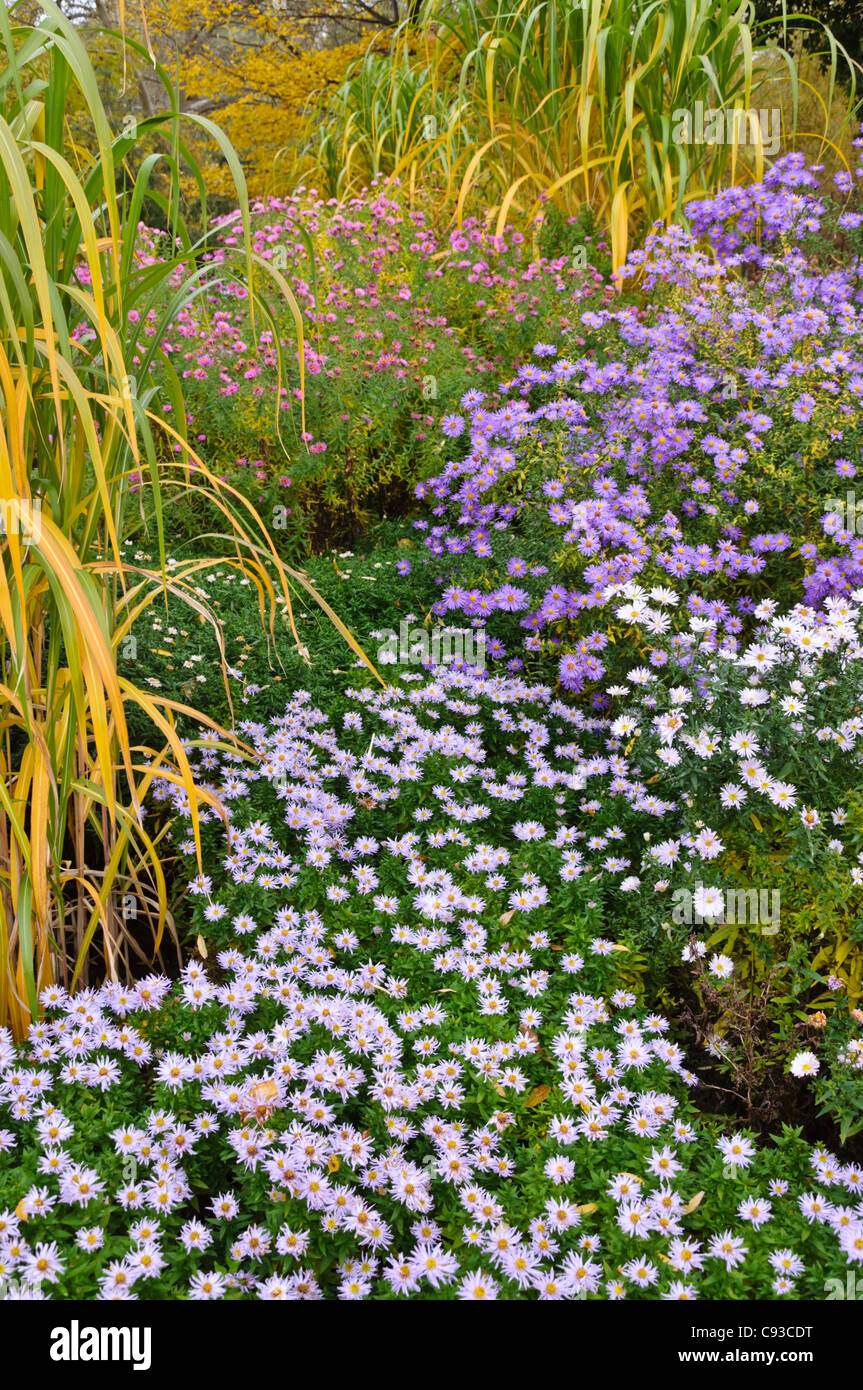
[413,151,863,694]
[3,142,863,1304]
[139,186,609,547]
[2,585,862,1298]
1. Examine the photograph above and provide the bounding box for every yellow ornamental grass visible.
[305,0,858,271]
[300,38,467,204]
[0,1,379,1038]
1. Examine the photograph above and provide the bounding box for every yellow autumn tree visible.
[140,0,377,197]
[46,0,382,198]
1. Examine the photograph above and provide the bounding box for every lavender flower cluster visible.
[412,135,863,697]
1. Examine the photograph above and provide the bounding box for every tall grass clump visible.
[0,1,375,1039]
[306,0,858,268]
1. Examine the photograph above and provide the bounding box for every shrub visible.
[149,184,607,547]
